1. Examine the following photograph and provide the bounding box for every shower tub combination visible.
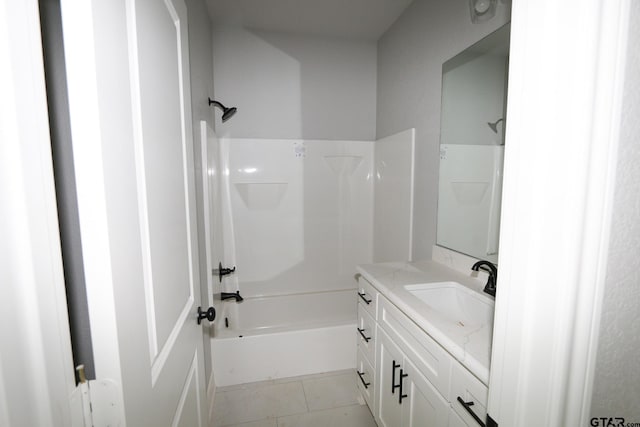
[212,289,357,387]
[210,137,374,387]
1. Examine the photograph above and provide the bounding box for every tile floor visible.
[211,369,377,427]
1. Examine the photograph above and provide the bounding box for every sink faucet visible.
[221,291,244,302]
[471,260,497,297]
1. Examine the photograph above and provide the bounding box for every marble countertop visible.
[357,259,494,385]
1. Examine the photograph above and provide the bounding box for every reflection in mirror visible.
[436,24,510,264]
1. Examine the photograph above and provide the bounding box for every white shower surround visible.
[211,133,414,386]
[211,137,373,385]
[218,137,374,297]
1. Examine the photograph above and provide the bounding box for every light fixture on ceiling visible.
[469,0,497,23]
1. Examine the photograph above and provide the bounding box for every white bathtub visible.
[211,289,357,386]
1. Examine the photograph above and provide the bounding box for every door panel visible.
[127,0,205,420]
[131,0,196,363]
[376,328,403,427]
[403,358,449,427]
[61,0,206,424]
[173,352,203,427]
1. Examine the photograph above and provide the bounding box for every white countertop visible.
[357,259,494,385]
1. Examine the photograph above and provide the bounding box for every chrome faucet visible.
[220,291,244,302]
[471,260,497,297]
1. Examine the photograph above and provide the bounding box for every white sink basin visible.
[404,282,494,328]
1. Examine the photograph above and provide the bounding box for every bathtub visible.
[211,289,357,386]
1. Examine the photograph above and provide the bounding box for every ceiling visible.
[206,0,415,41]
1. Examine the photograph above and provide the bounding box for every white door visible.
[60,0,207,425]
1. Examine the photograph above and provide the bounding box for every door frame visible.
[488,0,631,425]
[0,0,78,424]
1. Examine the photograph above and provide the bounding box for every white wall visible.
[376,0,510,260]
[591,0,640,419]
[212,26,377,140]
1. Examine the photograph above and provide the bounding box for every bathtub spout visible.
[221,291,244,302]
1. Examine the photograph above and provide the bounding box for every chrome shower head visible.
[208,98,237,122]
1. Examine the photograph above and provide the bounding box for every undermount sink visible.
[404,282,494,328]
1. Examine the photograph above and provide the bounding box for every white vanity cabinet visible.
[356,275,489,427]
[449,360,489,426]
[377,327,449,427]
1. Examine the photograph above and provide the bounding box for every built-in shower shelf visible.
[234,182,287,210]
[323,155,363,176]
[450,181,489,204]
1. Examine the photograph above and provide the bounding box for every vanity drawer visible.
[357,303,376,364]
[377,294,452,397]
[450,361,488,427]
[357,276,377,319]
[356,347,376,412]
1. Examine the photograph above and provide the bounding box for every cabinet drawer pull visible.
[357,328,371,342]
[358,292,372,304]
[456,396,486,427]
[356,370,370,389]
[399,369,408,404]
[391,360,401,394]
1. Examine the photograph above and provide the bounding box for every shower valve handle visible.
[213,262,236,283]
[197,306,216,325]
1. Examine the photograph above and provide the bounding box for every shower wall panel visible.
[220,138,373,297]
[373,129,415,263]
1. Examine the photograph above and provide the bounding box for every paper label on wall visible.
[294,142,306,158]
[440,146,447,160]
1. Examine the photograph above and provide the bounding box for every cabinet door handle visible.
[358,292,372,304]
[357,328,371,342]
[456,396,486,427]
[391,360,401,394]
[356,370,370,389]
[399,369,408,404]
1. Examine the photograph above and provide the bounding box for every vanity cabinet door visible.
[356,347,376,413]
[402,357,450,427]
[376,328,404,427]
[450,362,488,427]
[448,408,469,427]
[357,303,376,364]
[358,276,378,319]
[377,328,449,427]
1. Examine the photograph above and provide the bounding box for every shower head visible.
[208,98,237,122]
[488,118,504,133]
[221,106,237,122]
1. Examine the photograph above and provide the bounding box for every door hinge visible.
[72,365,124,427]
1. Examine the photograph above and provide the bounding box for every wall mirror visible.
[436,23,510,264]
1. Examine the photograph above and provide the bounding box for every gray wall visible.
[591,1,640,419]
[212,26,377,140]
[186,0,215,391]
[441,53,507,146]
[376,0,510,260]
